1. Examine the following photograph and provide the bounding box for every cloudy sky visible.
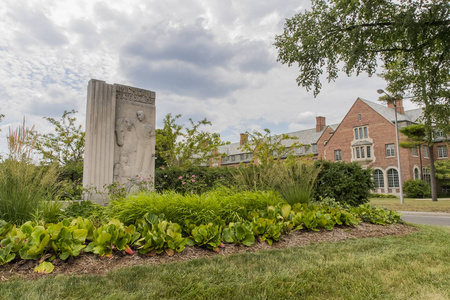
[0,0,420,155]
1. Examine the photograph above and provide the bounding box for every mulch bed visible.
[0,223,417,281]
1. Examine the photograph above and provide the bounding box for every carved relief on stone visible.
[113,151,134,192]
[114,110,154,184]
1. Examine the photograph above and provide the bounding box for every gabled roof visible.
[218,125,339,156]
[217,142,243,156]
[359,98,423,123]
[404,108,423,122]
[282,126,334,147]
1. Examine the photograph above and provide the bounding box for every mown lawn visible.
[1,225,449,300]
[370,198,450,213]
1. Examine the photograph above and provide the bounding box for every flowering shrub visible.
[176,174,207,194]
[155,166,233,194]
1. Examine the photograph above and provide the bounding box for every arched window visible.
[387,169,399,188]
[373,170,384,188]
[414,167,420,180]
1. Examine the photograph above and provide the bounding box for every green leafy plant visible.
[251,218,282,245]
[186,223,223,252]
[85,219,139,257]
[403,180,431,198]
[136,217,187,255]
[47,219,89,260]
[18,222,50,260]
[370,193,398,199]
[34,109,85,200]
[0,243,15,265]
[34,261,54,274]
[222,222,255,246]
[351,204,402,225]
[155,165,234,193]
[313,160,374,206]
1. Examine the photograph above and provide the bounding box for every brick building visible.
[216,98,449,196]
[320,98,448,196]
[217,118,338,167]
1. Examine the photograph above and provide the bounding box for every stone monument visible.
[83,79,156,204]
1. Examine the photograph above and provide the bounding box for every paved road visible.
[399,211,450,227]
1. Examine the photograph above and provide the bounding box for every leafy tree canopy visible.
[156,113,227,168]
[239,128,304,166]
[275,0,449,103]
[34,109,85,167]
[435,159,450,182]
[399,124,426,149]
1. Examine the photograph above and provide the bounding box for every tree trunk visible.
[428,145,438,201]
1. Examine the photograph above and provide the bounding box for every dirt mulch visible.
[0,223,417,281]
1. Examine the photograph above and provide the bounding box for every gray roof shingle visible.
[360,98,423,123]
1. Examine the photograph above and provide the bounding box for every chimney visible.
[240,133,248,146]
[387,99,404,114]
[316,116,326,132]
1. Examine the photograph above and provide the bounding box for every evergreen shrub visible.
[403,179,431,198]
[313,160,374,206]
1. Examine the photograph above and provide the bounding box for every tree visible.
[399,124,426,180]
[239,128,303,166]
[275,0,449,201]
[435,159,450,186]
[34,110,85,198]
[156,113,227,168]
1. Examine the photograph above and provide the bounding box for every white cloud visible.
[0,0,413,156]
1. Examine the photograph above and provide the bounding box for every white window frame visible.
[387,169,399,188]
[334,150,342,161]
[412,147,418,157]
[423,146,429,158]
[373,169,384,188]
[438,146,448,158]
[386,144,395,157]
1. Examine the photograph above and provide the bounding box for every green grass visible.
[1,225,449,299]
[370,198,450,213]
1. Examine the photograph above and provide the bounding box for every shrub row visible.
[154,160,375,207]
[0,198,402,273]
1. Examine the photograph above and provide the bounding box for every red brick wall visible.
[323,98,424,195]
[317,126,336,160]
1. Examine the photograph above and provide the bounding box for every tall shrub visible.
[313,160,374,206]
[0,120,60,224]
[403,179,431,198]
